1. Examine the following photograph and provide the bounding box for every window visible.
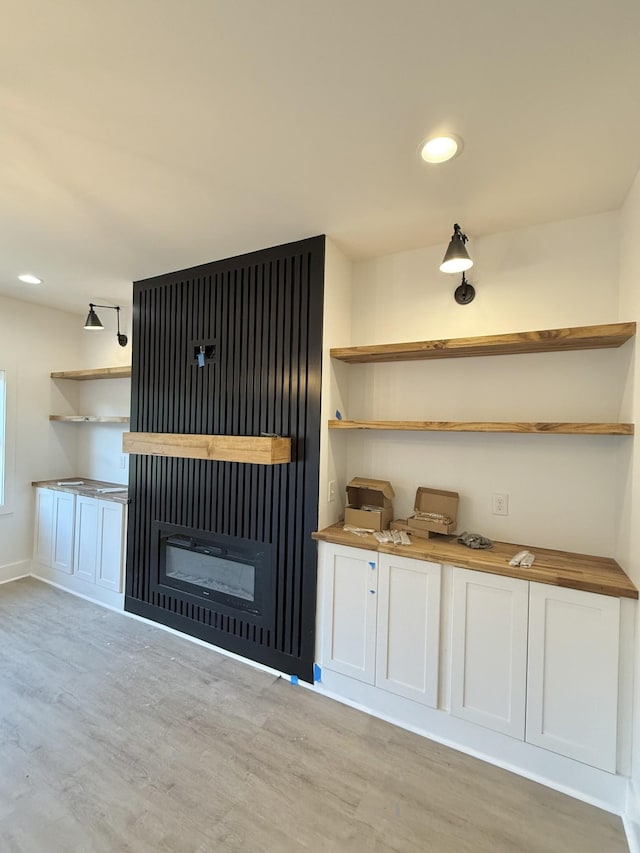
[0,370,5,507]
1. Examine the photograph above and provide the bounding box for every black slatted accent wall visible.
[125,236,325,681]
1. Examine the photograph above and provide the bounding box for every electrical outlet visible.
[328,480,337,503]
[492,493,509,516]
[120,454,127,469]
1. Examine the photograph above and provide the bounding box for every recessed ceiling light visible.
[18,273,43,284]
[418,134,463,164]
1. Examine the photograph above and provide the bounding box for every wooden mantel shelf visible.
[51,366,132,380]
[330,321,636,364]
[328,420,634,436]
[123,432,292,465]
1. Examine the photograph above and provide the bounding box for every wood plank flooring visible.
[0,578,628,853]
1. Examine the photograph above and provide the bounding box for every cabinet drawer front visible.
[526,583,619,772]
[376,555,440,706]
[450,568,528,739]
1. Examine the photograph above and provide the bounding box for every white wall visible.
[616,169,640,831]
[76,305,133,485]
[318,239,352,530]
[0,295,84,574]
[336,212,628,555]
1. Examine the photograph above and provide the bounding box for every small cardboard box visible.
[408,487,459,535]
[393,520,432,541]
[345,477,395,532]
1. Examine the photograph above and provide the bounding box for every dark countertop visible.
[32,478,129,505]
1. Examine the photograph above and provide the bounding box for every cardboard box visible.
[344,477,395,532]
[408,487,459,535]
[392,519,433,540]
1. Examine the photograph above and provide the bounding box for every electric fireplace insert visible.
[151,522,274,627]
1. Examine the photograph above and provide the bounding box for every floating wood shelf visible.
[330,322,636,364]
[123,432,292,464]
[50,366,132,380]
[50,415,130,423]
[328,419,634,436]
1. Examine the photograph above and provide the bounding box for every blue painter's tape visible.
[335,409,343,420]
[290,675,299,685]
[369,561,376,570]
[313,663,322,683]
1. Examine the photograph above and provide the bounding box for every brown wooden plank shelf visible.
[123,432,292,465]
[328,420,634,436]
[312,523,638,599]
[51,366,132,380]
[50,415,130,423]
[330,321,636,364]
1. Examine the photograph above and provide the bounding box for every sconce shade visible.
[84,306,104,329]
[440,224,473,273]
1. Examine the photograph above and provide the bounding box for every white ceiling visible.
[2,0,640,314]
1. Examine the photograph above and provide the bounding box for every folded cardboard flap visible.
[408,486,459,535]
[345,477,395,532]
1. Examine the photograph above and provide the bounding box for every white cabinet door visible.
[320,543,378,684]
[450,568,529,739]
[526,582,620,772]
[51,491,75,574]
[33,487,54,566]
[74,495,100,582]
[376,554,441,707]
[96,500,125,592]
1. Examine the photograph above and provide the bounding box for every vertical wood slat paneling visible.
[126,236,324,681]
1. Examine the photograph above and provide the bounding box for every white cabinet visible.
[319,543,441,703]
[320,544,378,683]
[96,500,126,591]
[33,487,54,566]
[34,487,126,599]
[74,497,126,593]
[51,491,76,574]
[450,568,529,739]
[526,582,620,772]
[74,495,100,582]
[34,487,75,574]
[376,553,440,707]
[318,541,625,774]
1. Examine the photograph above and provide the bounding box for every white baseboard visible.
[0,559,31,584]
[27,560,125,611]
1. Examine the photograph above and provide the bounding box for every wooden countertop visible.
[33,478,129,505]
[312,524,638,600]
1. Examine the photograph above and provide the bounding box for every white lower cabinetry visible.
[450,568,528,738]
[526,582,620,773]
[33,487,126,605]
[317,541,626,779]
[319,543,441,705]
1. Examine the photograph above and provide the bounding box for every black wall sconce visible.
[440,223,475,304]
[84,304,128,347]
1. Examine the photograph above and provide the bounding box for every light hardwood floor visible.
[0,578,628,853]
